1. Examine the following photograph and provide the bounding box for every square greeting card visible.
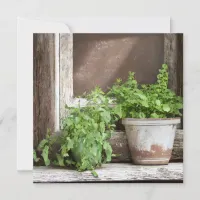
[17,18,183,183]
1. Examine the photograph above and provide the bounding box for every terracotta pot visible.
[122,118,181,165]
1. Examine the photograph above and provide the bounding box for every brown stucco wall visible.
[73,33,164,96]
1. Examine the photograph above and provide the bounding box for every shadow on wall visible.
[73,33,164,96]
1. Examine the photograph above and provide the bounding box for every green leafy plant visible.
[107,64,183,118]
[33,128,62,166]
[33,87,121,175]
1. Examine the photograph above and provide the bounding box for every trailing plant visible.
[33,128,63,166]
[107,64,183,118]
[33,87,121,176]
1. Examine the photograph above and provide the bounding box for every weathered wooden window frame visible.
[56,33,183,130]
[56,33,87,130]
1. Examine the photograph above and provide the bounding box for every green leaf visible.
[33,150,40,162]
[134,93,147,100]
[100,111,111,123]
[162,64,168,70]
[66,137,74,149]
[103,142,112,162]
[130,111,135,118]
[176,103,183,109]
[150,113,159,118]
[155,100,161,106]
[56,154,65,167]
[75,117,81,123]
[99,122,105,133]
[41,145,50,166]
[38,139,48,150]
[141,101,149,107]
[163,104,170,112]
[113,104,122,118]
[66,118,74,127]
[91,170,98,178]
[91,145,98,156]
[138,112,146,118]
[61,145,69,157]
[92,122,98,130]
[102,131,111,140]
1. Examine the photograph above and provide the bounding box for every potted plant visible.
[107,64,183,165]
[34,87,121,176]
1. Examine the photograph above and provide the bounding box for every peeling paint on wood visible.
[59,33,73,128]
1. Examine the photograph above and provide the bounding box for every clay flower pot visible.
[122,118,181,165]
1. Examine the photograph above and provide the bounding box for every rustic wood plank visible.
[33,34,55,148]
[164,34,178,94]
[33,163,183,182]
[59,33,73,128]
[55,33,60,131]
[164,33,183,96]
[110,129,183,162]
[176,34,183,97]
[177,34,183,129]
[164,33,183,128]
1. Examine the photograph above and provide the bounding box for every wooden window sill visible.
[33,162,183,183]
